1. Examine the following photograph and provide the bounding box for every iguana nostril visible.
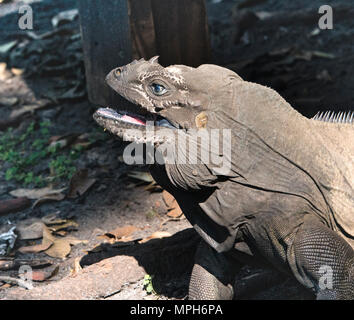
[154,106,164,112]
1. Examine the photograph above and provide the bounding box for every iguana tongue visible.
[121,114,146,125]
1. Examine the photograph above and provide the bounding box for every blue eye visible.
[151,83,167,95]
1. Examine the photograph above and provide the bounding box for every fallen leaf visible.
[48,220,78,232]
[44,231,87,259]
[106,225,138,239]
[41,212,66,225]
[44,238,71,259]
[127,171,155,183]
[166,206,183,218]
[144,181,162,192]
[18,241,52,254]
[67,169,96,198]
[70,257,82,277]
[0,40,17,56]
[10,68,24,76]
[9,100,50,118]
[162,190,183,218]
[139,231,171,243]
[32,193,66,209]
[0,62,13,81]
[0,97,18,107]
[98,225,139,243]
[48,133,80,150]
[10,187,66,200]
[17,225,54,254]
[53,230,67,237]
[32,266,59,282]
[42,225,55,242]
[16,218,45,240]
[162,190,175,208]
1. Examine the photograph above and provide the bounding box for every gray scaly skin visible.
[94,57,354,300]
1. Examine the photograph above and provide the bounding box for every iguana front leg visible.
[189,240,287,299]
[189,240,235,300]
[289,217,354,299]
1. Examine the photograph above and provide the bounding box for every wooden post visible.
[151,0,211,67]
[78,0,133,107]
[78,0,210,106]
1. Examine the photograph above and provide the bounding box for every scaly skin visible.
[93,57,354,299]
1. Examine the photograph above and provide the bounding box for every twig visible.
[0,276,32,290]
[159,216,185,229]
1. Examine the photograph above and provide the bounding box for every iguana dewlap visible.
[94,57,354,300]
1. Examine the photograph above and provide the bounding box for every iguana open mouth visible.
[95,107,177,129]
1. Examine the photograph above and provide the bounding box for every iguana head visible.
[93,56,242,144]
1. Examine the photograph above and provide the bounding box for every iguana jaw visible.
[93,107,178,143]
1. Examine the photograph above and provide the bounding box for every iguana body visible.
[94,57,354,299]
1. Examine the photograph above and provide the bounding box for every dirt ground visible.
[0,0,353,300]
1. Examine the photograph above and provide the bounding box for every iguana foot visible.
[189,240,235,300]
[290,217,354,300]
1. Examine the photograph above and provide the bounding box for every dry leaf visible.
[166,207,183,218]
[48,133,80,150]
[44,238,72,259]
[32,193,65,208]
[71,257,82,277]
[18,225,54,253]
[107,225,138,239]
[44,230,87,259]
[10,104,42,118]
[162,190,175,208]
[144,181,162,192]
[127,171,155,183]
[0,62,12,81]
[10,68,24,76]
[139,231,171,243]
[16,218,46,240]
[0,97,18,107]
[18,241,52,254]
[54,230,67,237]
[42,225,56,243]
[162,190,183,218]
[99,225,138,243]
[41,212,66,225]
[67,169,96,198]
[66,237,87,246]
[10,187,66,200]
[32,266,59,282]
[48,220,78,232]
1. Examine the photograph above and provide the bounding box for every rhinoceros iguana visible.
[93,57,354,300]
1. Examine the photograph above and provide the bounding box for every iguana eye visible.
[114,68,122,78]
[151,83,167,96]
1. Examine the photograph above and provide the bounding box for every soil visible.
[0,0,352,300]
